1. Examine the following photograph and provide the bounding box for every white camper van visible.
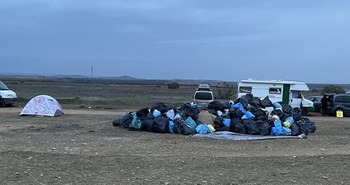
[237,79,313,115]
[0,81,17,107]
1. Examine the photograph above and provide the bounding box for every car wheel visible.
[301,107,309,116]
[0,99,5,107]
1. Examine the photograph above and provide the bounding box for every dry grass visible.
[3,79,199,109]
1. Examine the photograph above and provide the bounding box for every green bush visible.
[216,82,236,99]
[322,85,345,94]
[168,82,180,89]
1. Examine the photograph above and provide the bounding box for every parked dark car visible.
[327,93,350,116]
[307,96,322,113]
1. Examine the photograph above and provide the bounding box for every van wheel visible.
[301,107,309,116]
[0,99,5,107]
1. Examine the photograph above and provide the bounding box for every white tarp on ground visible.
[194,131,306,141]
[20,95,64,117]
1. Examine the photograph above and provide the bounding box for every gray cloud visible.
[1,0,350,83]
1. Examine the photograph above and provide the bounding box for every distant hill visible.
[100,75,139,81]
[1,74,349,89]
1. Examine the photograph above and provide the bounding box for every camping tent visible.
[20,95,64,117]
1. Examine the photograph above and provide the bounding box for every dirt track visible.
[1,107,350,185]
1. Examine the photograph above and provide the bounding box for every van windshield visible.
[194,92,213,100]
[0,82,9,90]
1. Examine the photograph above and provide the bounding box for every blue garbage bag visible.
[285,116,295,124]
[233,103,246,113]
[273,102,282,109]
[242,111,255,120]
[271,120,283,136]
[195,124,211,134]
[169,121,175,134]
[282,126,291,135]
[166,109,175,120]
[185,117,197,131]
[153,109,161,117]
[223,118,231,128]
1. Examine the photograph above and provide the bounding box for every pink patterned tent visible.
[20,95,64,117]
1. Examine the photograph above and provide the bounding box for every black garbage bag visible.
[243,120,260,135]
[208,101,226,112]
[257,121,270,136]
[271,109,284,119]
[230,118,246,134]
[136,108,149,120]
[151,102,168,114]
[290,123,300,136]
[254,109,268,121]
[112,112,133,128]
[153,115,170,133]
[207,109,217,116]
[260,96,273,108]
[175,110,187,120]
[180,103,200,121]
[214,116,229,131]
[279,114,288,122]
[247,106,258,114]
[292,107,302,121]
[299,117,316,133]
[282,104,293,117]
[250,97,262,109]
[308,121,317,133]
[173,118,194,135]
[244,93,254,103]
[229,109,244,119]
[142,113,154,132]
[239,97,249,108]
[221,101,232,110]
[296,118,310,135]
[214,116,224,128]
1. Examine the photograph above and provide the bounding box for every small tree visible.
[168,82,180,89]
[321,85,345,94]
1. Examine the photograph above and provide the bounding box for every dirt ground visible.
[1,107,350,185]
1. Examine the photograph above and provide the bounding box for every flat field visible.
[1,79,350,185]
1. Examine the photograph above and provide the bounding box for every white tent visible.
[20,95,64,117]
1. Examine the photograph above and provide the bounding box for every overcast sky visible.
[0,0,349,83]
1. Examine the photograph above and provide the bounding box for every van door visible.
[290,90,302,108]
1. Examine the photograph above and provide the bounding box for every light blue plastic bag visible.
[153,109,161,117]
[195,124,211,134]
[185,117,197,131]
[242,111,255,120]
[271,120,283,136]
[169,121,174,134]
[285,117,295,124]
[223,118,231,128]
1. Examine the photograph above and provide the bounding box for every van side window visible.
[269,88,281,94]
[239,86,252,93]
[335,96,345,103]
[337,96,350,103]
[345,96,350,103]
[291,91,300,98]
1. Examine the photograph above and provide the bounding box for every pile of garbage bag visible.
[112,94,316,136]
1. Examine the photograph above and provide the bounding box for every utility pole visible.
[91,66,94,77]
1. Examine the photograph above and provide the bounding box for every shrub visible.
[322,85,345,94]
[168,82,180,89]
[216,82,236,99]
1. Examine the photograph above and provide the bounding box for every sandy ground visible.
[1,107,350,185]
